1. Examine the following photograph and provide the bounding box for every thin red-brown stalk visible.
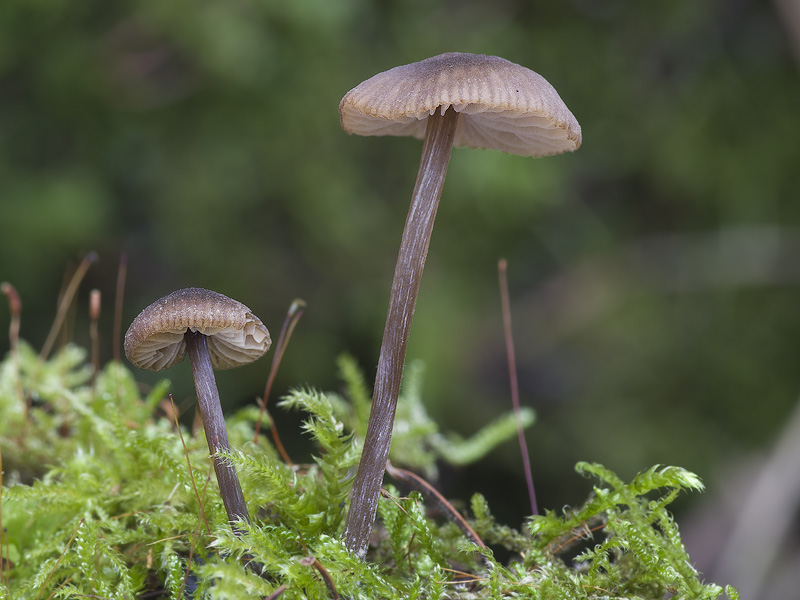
[549,522,605,556]
[437,566,486,584]
[89,289,101,379]
[1,282,26,433]
[299,556,338,600]
[113,253,127,363]
[179,467,214,600]
[1,283,21,357]
[386,462,485,549]
[378,490,418,568]
[0,442,6,598]
[40,251,98,360]
[170,395,212,536]
[253,299,306,464]
[35,518,84,600]
[3,528,8,597]
[343,107,460,558]
[45,576,75,600]
[498,258,537,516]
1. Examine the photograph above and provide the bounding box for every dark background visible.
[2,1,799,597]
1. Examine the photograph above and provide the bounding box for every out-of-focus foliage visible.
[1,1,799,596]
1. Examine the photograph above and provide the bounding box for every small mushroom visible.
[339,52,581,557]
[124,287,271,529]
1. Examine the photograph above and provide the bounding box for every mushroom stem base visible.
[185,330,251,529]
[343,107,460,558]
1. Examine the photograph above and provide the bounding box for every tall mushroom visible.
[124,287,271,529]
[339,52,582,557]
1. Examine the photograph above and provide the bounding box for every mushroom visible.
[339,52,582,557]
[124,287,271,529]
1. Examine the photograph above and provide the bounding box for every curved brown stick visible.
[385,462,485,550]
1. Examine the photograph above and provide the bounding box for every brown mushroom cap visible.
[124,287,271,371]
[339,52,581,157]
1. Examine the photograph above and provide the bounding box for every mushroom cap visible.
[124,287,271,371]
[339,52,581,157]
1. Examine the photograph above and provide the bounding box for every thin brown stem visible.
[170,395,212,536]
[498,259,538,516]
[3,522,7,596]
[113,253,127,363]
[343,107,460,558]
[180,468,214,600]
[299,556,339,599]
[90,289,101,381]
[1,283,21,357]
[35,518,84,600]
[184,331,250,528]
[253,299,306,462]
[40,251,97,360]
[1,442,5,598]
[386,462,485,549]
[3,282,28,438]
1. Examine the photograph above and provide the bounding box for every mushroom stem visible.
[185,330,251,528]
[343,106,460,557]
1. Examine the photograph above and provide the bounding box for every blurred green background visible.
[1,1,799,596]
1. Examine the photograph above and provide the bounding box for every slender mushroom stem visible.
[343,106,460,557]
[185,330,251,528]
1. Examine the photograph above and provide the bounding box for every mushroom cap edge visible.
[339,52,582,158]
[124,287,271,371]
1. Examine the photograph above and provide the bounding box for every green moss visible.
[0,343,735,599]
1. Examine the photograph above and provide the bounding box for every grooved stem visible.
[343,107,460,558]
[185,330,251,528]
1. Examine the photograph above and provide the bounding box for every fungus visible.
[339,52,581,557]
[124,287,271,529]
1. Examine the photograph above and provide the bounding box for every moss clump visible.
[0,344,736,599]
